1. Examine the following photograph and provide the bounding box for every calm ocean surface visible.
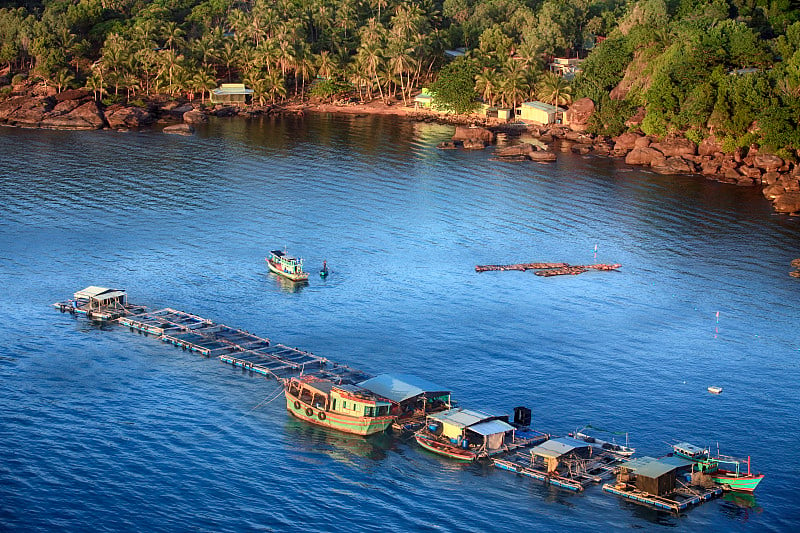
[1,114,798,531]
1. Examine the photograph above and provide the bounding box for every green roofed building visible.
[211,83,254,105]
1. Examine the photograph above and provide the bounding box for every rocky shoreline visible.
[2,87,798,215]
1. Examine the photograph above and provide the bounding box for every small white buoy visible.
[707,386,723,394]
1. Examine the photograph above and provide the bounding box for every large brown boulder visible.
[0,95,49,126]
[564,98,594,131]
[698,136,723,156]
[651,156,696,175]
[612,132,642,151]
[53,89,91,103]
[772,192,800,213]
[40,100,105,130]
[462,138,486,150]
[625,146,662,166]
[495,144,536,158]
[452,125,495,143]
[163,123,194,136]
[650,136,697,157]
[105,105,155,129]
[754,154,784,172]
[529,150,557,162]
[183,109,208,124]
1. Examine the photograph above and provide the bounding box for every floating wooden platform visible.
[476,262,621,277]
[494,448,619,492]
[603,482,723,514]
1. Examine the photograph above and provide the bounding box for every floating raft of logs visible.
[476,262,621,276]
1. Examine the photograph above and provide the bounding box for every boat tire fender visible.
[318,411,326,421]
[305,407,314,416]
[294,401,301,410]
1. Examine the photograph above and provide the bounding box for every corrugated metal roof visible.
[659,455,696,469]
[74,286,125,300]
[358,374,449,403]
[212,84,254,95]
[428,407,497,428]
[531,436,589,458]
[469,419,514,436]
[621,457,677,478]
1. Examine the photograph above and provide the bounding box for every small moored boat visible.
[568,425,635,457]
[266,249,309,282]
[284,376,395,436]
[414,407,516,461]
[672,442,764,492]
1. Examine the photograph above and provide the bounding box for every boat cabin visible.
[286,377,392,417]
[617,456,679,496]
[425,408,515,454]
[529,436,594,474]
[673,442,710,460]
[358,373,451,415]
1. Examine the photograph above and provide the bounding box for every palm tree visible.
[191,70,217,104]
[315,50,339,80]
[54,68,75,93]
[475,69,500,107]
[499,61,530,109]
[386,40,413,104]
[357,42,385,101]
[294,45,316,99]
[265,70,287,104]
[537,72,573,109]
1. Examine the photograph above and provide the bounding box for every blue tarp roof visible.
[358,374,450,403]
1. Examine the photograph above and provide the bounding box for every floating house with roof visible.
[53,286,135,321]
[414,407,517,461]
[211,83,254,105]
[603,456,723,513]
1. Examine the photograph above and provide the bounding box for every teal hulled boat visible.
[266,250,309,282]
[673,442,764,492]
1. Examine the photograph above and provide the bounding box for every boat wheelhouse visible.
[266,250,309,282]
[414,407,516,461]
[284,376,395,436]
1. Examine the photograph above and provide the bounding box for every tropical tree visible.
[537,72,573,108]
[191,69,217,103]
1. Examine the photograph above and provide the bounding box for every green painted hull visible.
[285,395,393,436]
[712,472,764,492]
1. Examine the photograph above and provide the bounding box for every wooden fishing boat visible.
[568,425,635,457]
[413,408,517,462]
[672,442,764,492]
[266,250,309,282]
[284,376,395,436]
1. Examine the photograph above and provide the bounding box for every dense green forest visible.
[1,0,800,155]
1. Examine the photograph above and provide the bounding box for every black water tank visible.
[513,406,532,427]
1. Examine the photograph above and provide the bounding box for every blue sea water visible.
[0,114,798,531]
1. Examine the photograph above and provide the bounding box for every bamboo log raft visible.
[476,262,621,276]
[475,263,568,272]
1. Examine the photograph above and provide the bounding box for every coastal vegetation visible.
[1,0,800,156]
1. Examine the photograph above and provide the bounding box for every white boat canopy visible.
[428,407,501,429]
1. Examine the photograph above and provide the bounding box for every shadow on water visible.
[720,492,763,521]
[283,417,395,463]
[263,272,308,293]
